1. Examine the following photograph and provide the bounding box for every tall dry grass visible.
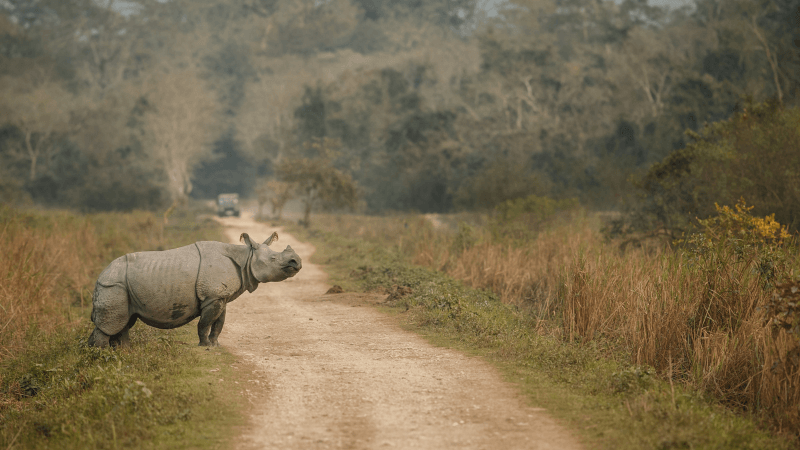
[1,209,97,359]
[0,206,171,360]
[446,216,600,322]
[432,214,800,432]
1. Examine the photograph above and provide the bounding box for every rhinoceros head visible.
[240,232,302,282]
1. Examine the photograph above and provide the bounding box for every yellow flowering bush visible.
[685,198,793,287]
[681,199,800,419]
[630,101,800,241]
[699,198,791,246]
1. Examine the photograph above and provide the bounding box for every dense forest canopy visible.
[0,0,797,214]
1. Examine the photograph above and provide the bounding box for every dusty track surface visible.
[217,215,582,450]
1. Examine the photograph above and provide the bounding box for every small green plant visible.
[451,222,477,256]
[610,366,654,395]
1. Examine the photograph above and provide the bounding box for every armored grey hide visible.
[88,232,301,347]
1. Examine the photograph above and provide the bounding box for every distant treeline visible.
[0,0,797,218]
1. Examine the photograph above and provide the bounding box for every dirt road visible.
[217,215,582,450]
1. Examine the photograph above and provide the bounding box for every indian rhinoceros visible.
[88,232,301,347]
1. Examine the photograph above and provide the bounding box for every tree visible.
[276,138,358,226]
[254,178,293,219]
[0,77,76,181]
[254,178,271,219]
[620,100,800,238]
[691,0,799,106]
[71,0,149,96]
[268,180,294,220]
[140,67,221,204]
[237,69,304,165]
[352,0,478,30]
[453,157,545,210]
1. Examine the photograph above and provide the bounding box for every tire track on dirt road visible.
[217,215,582,449]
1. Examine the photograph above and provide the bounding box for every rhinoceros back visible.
[125,244,201,328]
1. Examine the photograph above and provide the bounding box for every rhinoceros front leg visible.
[198,299,225,346]
[208,305,227,346]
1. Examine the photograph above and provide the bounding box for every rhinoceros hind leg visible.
[88,327,111,347]
[208,306,227,347]
[109,316,138,347]
[198,299,225,346]
[91,282,131,342]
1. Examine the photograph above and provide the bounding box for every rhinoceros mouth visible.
[282,265,300,276]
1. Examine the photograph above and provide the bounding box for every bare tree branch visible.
[749,16,783,105]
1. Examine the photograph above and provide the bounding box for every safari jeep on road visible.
[217,193,240,217]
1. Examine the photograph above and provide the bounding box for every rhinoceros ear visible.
[240,233,258,249]
[263,232,278,246]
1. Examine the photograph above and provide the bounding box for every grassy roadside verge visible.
[287,216,795,450]
[1,205,247,449]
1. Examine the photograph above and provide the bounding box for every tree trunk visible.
[184,174,193,196]
[24,131,37,181]
[29,155,37,181]
[303,200,312,227]
[750,18,783,106]
[168,164,191,206]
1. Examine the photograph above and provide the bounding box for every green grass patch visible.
[1,322,243,449]
[289,221,795,450]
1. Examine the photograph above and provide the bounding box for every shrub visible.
[684,198,793,288]
[490,194,580,241]
[615,100,800,240]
